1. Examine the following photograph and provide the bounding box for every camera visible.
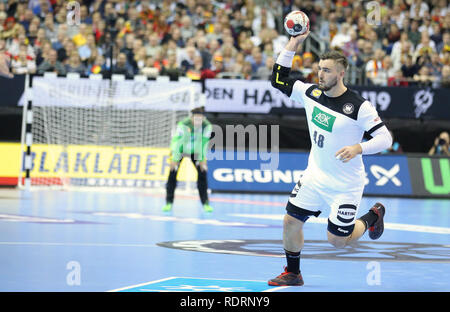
[438,138,446,146]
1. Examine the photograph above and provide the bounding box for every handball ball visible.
[284,11,310,36]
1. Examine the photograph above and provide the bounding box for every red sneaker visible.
[368,202,386,240]
[268,267,304,286]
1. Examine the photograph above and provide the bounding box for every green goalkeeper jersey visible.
[170,117,212,162]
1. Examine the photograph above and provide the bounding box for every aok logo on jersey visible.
[312,106,336,132]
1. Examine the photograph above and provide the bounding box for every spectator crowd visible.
[0,0,449,87]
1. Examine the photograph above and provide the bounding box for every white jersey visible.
[290,81,384,191]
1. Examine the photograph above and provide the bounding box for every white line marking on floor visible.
[108,277,178,292]
[229,213,450,235]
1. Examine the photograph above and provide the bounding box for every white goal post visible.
[19,74,203,191]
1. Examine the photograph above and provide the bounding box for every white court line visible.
[229,213,450,235]
[108,277,178,292]
[108,276,275,292]
[0,242,159,247]
[154,276,268,282]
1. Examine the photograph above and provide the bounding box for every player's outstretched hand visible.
[291,30,310,44]
[285,30,310,51]
[335,144,362,163]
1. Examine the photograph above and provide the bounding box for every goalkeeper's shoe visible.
[368,202,385,240]
[268,267,304,286]
[203,203,213,213]
[162,203,172,212]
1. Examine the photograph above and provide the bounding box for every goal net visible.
[19,75,203,191]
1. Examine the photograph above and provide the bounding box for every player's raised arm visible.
[270,32,310,97]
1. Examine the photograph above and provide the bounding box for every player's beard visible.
[318,76,338,91]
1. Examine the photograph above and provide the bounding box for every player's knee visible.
[285,201,318,224]
[327,219,354,248]
[283,214,303,230]
[169,161,180,171]
[327,234,347,248]
[327,219,355,237]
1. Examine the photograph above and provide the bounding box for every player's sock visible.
[358,210,379,230]
[196,167,209,204]
[285,249,301,274]
[165,169,178,203]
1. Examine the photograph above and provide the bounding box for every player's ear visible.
[339,66,346,79]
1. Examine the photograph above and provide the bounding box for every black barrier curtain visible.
[350,85,450,120]
[3,76,450,120]
[0,74,25,107]
[203,78,450,120]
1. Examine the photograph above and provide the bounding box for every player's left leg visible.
[327,219,366,248]
[325,187,366,248]
[326,188,386,247]
[193,157,212,212]
[327,202,386,247]
[163,160,181,211]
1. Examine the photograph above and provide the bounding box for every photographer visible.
[428,132,450,156]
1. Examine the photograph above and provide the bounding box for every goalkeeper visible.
[163,106,213,212]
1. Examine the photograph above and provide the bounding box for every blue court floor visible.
[0,188,448,292]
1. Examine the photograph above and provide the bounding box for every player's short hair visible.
[319,50,348,71]
[191,106,205,114]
